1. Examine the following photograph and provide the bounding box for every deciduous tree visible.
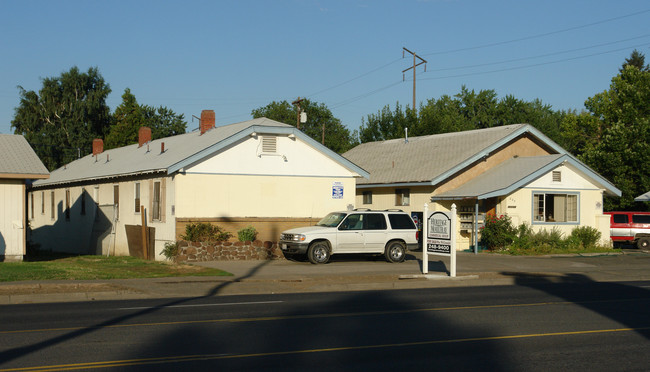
[252,99,357,153]
[11,66,112,170]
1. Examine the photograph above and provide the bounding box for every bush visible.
[237,225,258,242]
[181,222,232,242]
[480,214,517,250]
[568,226,602,249]
[161,241,179,260]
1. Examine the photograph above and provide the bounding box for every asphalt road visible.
[1,280,649,371]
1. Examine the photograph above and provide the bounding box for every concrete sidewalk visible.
[1,251,649,305]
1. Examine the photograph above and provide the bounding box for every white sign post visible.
[422,203,457,277]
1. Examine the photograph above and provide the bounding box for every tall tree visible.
[11,66,112,170]
[105,88,144,149]
[620,49,649,72]
[574,53,650,210]
[252,99,357,153]
[358,86,564,143]
[105,88,187,149]
[359,102,417,142]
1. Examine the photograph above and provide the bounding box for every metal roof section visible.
[635,191,650,202]
[0,134,49,179]
[33,117,368,188]
[432,154,621,200]
[344,124,539,186]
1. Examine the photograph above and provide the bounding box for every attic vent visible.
[552,171,561,182]
[261,136,277,153]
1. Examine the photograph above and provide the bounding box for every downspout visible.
[474,201,479,254]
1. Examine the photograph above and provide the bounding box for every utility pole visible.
[292,97,304,129]
[402,47,427,113]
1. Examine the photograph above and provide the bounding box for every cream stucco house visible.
[342,124,621,251]
[0,134,49,261]
[28,111,367,260]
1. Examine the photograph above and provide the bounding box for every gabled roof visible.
[0,134,49,179]
[343,123,620,197]
[343,124,565,187]
[635,191,650,202]
[432,154,621,200]
[33,117,368,188]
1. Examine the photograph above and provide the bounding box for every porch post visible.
[474,201,479,254]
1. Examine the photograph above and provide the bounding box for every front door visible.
[336,214,365,252]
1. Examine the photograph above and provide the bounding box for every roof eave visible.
[168,125,370,178]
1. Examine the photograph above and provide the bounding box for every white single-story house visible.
[0,134,49,261]
[342,124,621,250]
[28,111,368,260]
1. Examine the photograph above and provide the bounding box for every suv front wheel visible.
[308,241,331,264]
[385,241,406,263]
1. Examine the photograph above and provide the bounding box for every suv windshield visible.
[316,212,347,227]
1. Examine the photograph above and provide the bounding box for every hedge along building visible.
[28,111,368,260]
[0,134,49,261]
[342,124,621,251]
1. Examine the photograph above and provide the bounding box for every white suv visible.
[279,209,419,264]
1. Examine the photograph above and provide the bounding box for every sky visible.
[1,0,649,136]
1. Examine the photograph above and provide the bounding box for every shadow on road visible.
[505,272,650,340]
[0,260,273,364]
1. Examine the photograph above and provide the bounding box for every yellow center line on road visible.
[0,297,646,335]
[2,326,649,371]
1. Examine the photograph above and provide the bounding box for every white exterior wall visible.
[177,134,358,218]
[0,180,25,261]
[28,176,176,260]
[500,163,610,244]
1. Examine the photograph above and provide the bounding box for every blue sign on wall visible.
[332,182,344,199]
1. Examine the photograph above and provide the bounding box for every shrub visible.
[237,225,258,242]
[480,214,517,250]
[181,222,232,242]
[568,226,602,249]
[161,241,179,260]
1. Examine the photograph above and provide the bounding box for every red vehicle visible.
[604,211,650,249]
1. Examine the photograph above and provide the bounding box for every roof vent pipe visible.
[405,127,409,143]
[161,142,165,154]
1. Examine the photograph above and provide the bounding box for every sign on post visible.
[423,203,457,277]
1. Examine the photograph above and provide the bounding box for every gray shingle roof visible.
[343,124,538,185]
[433,155,564,200]
[0,134,49,178]
[33,117,367,188]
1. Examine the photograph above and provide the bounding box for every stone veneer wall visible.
[176,240,284,262]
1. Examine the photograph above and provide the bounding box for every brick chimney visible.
[200,110,215,135]
[92,139,103,156]
[138,126,152,147]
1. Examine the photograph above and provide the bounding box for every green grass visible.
[0,255,232,282]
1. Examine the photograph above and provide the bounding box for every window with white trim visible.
[152,181,161,221]
[134,182,141,213]
[363,191,372,205]
[395,188,410,206]
[533,192,578,223]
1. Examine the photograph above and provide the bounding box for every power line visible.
[422,8,650,56]
[330,80,403,109]
[420,43,649,81]
[307,58,403,98]
[427,34,650,73]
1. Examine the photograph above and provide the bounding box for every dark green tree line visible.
[358,86,566,144]
[12,67,186,169]
[562,50,650,210]
[11,67,112,170]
